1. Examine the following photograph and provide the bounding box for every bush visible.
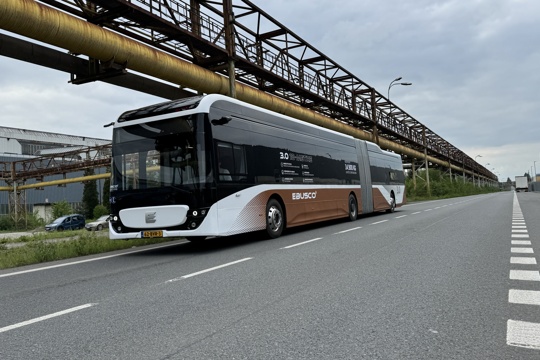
[93,204,109,219]
[0,216,14,231]
[0,212,44,231]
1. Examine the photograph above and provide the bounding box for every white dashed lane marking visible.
[512,241,532,245]
[511,257,537,265]
[507,192,540,350]
[509,270,540,281]
[507,320,540,350]
[281,238,322,249]
[511,248,534,254]
[509,289,540,306]
[334,227,362,234]
[0,303,96,334]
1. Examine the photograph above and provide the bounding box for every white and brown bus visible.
[108,94,405,241]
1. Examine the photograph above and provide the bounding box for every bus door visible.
[355,139,373,213]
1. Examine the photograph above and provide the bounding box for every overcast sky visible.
[1,0,539,182]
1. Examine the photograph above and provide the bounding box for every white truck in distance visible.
[515,176,528,192]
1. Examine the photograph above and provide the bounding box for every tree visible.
[82,168,99,219]
[52,200,72,219]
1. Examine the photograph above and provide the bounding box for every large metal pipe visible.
[0,0,469,176]
[0,173,110,191]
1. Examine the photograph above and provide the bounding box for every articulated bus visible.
[109,94,405,241]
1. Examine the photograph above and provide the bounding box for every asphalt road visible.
[1,191,539,359]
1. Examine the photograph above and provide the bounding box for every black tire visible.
[266,199,284,239]
[96,224,103,231]
[185,236,206,242]
[348,194,358,221]
[386,193,396,213]
[57,227,64,231]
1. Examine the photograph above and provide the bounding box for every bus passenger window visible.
[217,142,247,182]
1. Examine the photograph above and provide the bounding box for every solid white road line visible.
[509,289,540,306]
[509,270,540,281]
[0,303,96,334]
[281,238,322,249]
[0,242,185,279]
[510,257,537,265]
[507,320,540,349]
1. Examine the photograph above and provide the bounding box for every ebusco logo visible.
[292,191,317,200]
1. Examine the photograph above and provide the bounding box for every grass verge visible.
[0,231,175,270]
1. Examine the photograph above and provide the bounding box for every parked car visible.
[85,215,110,231]
[45,214,85,231]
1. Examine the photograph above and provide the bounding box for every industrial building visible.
[0,126,110,221]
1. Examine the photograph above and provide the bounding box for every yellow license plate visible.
[142,230,163,238]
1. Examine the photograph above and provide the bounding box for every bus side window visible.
[217,141,247,182]
[217,142,233,181]
[232,144,247,181]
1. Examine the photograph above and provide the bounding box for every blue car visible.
[45,214,85,231]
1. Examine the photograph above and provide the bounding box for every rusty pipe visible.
[0,0,468,176]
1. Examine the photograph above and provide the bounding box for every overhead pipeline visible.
[0,0,470,176]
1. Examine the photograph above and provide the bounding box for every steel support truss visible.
[11,0,495,180]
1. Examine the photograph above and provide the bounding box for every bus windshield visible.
[111,115,209,191]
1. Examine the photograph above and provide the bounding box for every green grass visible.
[405,169,501,202]
[0,229,80,244]
[0,231,176,270]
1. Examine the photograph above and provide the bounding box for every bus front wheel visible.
[266,199,284,239]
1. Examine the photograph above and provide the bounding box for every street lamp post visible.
[474,155,482,187]
[388,77,413,106]
[534,161,537,182]
[484,163,490,187]
[387,77,415,189]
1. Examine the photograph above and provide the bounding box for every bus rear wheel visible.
[266,199,284,239]
[386,193,396,213]
[348,194,357,221]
